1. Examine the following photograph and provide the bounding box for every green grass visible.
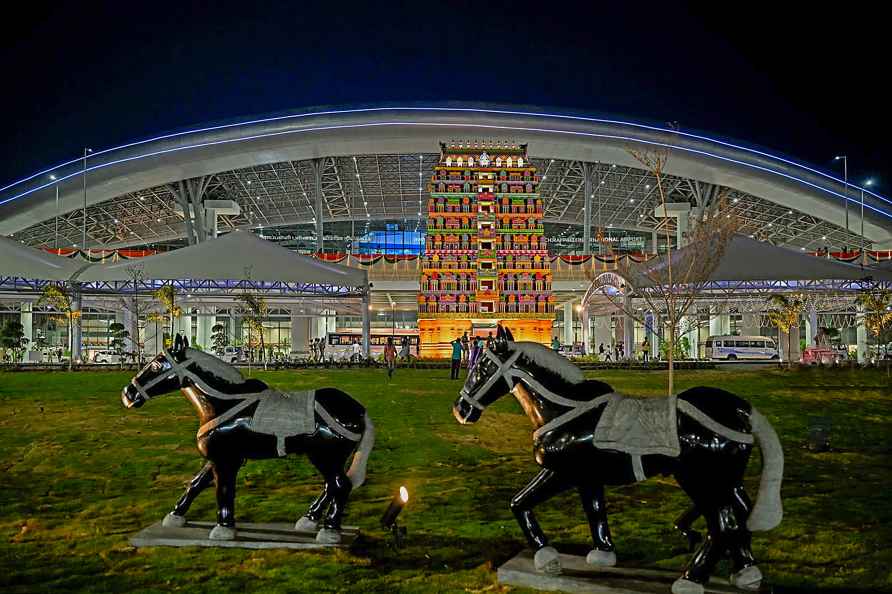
[1,366,891,593]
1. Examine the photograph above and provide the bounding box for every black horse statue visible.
[122,334,374,543]
[452,326,782,594]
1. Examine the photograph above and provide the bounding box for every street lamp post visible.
[834,156,849,234]
[82,148,92,250]
[861,179,874,264]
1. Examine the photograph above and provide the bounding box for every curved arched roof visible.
[2,105,890,248]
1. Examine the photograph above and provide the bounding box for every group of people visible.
[597,342,627,362]
[309,337,327,362]
[382,335,414,378]
[450,331,493,379]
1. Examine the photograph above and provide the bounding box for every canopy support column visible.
[581,305,591,356]
[623,293,634,360]
[361,290,371,359]
[856,303,867,364]
[71,287,82,363]
[805,304,818,347]
[562,301,574,346]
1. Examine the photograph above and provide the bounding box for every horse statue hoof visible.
[585,549,617,567]
[671,578,704,594]
[294,516,319,532]
[730,565,763,590]
[315,528,342,544]
[162,512,186,528]
[208,524,236,540]
[533,546,562,575]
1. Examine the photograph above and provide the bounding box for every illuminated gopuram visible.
[418,142,554,357]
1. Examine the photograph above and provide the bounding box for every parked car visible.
[801,346,842,365]
[91,350,121,364]
[220,346,246,364]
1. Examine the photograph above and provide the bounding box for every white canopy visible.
[628,234,892,287]
[0,236,86,281]
[75,231,368,288]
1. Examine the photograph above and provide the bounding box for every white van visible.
[705,335,779,361]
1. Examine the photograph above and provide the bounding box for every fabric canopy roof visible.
[0,236,86,281]
[627,234,892,287]
[76,231,367,287]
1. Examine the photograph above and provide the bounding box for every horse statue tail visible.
[747,408,784,531]
[346,413,375,489]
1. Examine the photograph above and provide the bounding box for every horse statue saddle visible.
[250,389,317,456]
[593,394,680,457]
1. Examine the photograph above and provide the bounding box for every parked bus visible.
[704,335,779,361]
[326,331,420,360]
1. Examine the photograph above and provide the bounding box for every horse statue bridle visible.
[129,348,195,401]
[457,348,522,418]
[457,345,621,439]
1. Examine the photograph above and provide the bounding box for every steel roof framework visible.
[12,155,866,252]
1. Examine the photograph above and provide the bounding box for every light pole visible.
[861,179,874,264]
[50,174,59,249]
[834,156,849,234]
[82,148,92,250]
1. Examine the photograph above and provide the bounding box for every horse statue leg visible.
[727,485,762,591]
[672,487,762,593]
[510,469,572,575]
[673,505,703,552]
[162,461,214,528]
[578,483,616,566]
[208,458,241,540]
[294,482,332,532]
[305,449,354,544]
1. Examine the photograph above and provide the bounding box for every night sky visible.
[1,1,887,192]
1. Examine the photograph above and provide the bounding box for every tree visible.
[765,293,805,365]
[108,322,129,368]
[856,290,892,363]
[153,286,182,344]
[210,323,229,355]
[237,293,268,370]
[0,321,29,363]
[37,284,81,371]
[589,146,738,395]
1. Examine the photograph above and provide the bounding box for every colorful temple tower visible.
[418,142,554,357]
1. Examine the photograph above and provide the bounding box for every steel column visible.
[314,158,324,253]
[583,162,592,255]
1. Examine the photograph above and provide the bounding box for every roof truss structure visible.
[12,155,866,252]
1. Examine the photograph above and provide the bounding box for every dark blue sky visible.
[1,1,887,189]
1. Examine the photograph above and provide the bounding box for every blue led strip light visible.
[1,108,889,219]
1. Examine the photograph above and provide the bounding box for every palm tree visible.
[37,284,81,371]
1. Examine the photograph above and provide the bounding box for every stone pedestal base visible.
[498,550,768,594]
[130,520,359,550]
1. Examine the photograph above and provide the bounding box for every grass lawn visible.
[1,366,891,593]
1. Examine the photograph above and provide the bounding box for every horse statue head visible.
[452,325,611,427]
[122,333,264,409]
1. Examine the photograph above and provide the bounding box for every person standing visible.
[450,337,462,379]
[468,335,480,369]
[399,335,410,364]
[642,337,650,363]
[351,338,361,363]
[486,332,495,351]
[603,343,612,362]
[552,336,561,352]
[384,336,397,379]
[319,334,326,363]
[598,343,605,361]
[461,331,470,365]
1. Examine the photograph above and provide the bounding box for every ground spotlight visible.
[381,485,409,547]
